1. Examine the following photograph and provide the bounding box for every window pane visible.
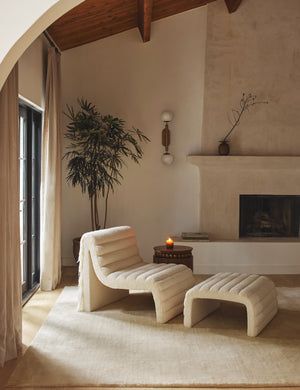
[19,104,41,296]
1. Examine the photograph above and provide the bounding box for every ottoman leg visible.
[246,289,278,337]
[184,297,220,327]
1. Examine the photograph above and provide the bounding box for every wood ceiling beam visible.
[224,0,242,13]
[137,0,153,43]
[49,0,216,50]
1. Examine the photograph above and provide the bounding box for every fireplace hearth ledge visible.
[174,237,300,274]
[186,155,300,274]
[188,155,300,170]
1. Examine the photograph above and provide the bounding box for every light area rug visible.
[7,286,300,388]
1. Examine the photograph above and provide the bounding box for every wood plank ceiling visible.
[48,0,242,51]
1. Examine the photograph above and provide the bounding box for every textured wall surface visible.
[201,0,300,156]
[199,166,300,239]
[195,0,300,240]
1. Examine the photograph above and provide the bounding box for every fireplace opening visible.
[239,195,300,238]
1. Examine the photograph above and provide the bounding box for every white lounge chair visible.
[78,226,195,323]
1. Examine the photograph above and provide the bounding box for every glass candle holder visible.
[166,237,174,250]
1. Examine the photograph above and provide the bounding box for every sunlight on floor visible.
[22,288,63,347]
[0,267,77,388]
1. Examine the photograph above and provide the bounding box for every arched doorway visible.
[0,0,84,90]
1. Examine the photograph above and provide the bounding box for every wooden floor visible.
[1,268,300,390]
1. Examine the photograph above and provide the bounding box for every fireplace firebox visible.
[239,195,300,238]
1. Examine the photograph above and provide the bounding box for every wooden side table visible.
[153,245,193,271]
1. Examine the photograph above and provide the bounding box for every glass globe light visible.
[161,111,173,123]
[161,152,174,165]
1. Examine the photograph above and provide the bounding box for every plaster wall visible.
[61,8,207,265]
[200,168,300,239]
[18,36,48,109]
[174,238,300,274]
[198,0,300,240]
[202,0,300,155]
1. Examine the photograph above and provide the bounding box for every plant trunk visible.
[90,196,95,230]
[103,188,110,228]
[94,191,100,230]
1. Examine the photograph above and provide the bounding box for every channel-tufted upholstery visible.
[184,272,278,337]
[78,226,195,323]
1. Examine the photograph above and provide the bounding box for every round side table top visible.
[154,245,193,254]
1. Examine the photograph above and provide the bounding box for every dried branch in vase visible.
[223,92,268,142]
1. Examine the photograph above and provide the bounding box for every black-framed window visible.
[19,101,42,298]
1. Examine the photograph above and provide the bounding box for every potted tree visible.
[64,99,150,261]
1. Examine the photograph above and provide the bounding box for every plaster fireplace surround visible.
[175,156,300,275]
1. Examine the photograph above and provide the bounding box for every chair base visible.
[79,251,128,312]
[80,252,195,323]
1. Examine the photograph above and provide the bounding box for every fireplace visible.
[239,195,300,238]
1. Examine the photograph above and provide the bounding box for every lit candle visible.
[166,237,174,250]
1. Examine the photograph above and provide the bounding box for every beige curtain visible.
[40,48,62,291]
[0,65,22,367]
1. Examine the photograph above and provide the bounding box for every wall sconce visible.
[161,111,174,165]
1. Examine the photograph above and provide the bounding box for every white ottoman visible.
[183,272,278,337]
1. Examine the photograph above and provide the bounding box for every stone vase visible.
[218,140,230,156]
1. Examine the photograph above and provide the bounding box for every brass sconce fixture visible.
[161,111,174,165]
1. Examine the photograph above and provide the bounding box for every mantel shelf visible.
[187,155,300,170]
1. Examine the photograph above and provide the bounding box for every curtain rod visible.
[43,30,62,55]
